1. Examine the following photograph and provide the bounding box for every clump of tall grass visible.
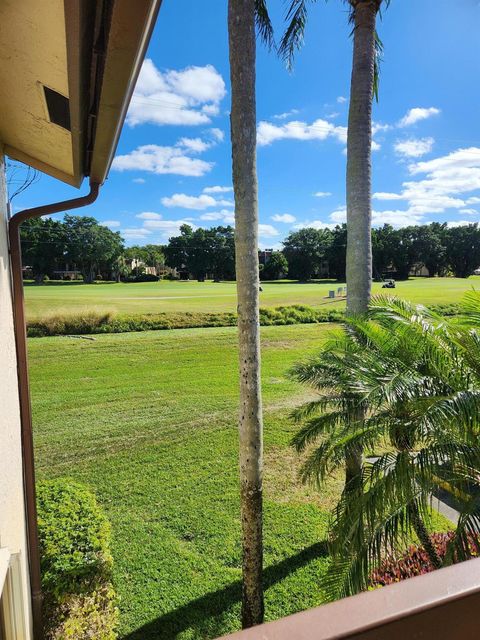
[28,312,113,337]
[27,305,344,338]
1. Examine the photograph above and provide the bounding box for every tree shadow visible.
[121,540,328,640]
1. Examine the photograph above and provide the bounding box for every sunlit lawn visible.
[24,276,480,319]
[29,325,453,638]
[30,325,337,638]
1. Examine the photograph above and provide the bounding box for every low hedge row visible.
[27,305,344,337]
[37,478,118,639]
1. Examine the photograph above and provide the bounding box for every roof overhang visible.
[0,0,161,187]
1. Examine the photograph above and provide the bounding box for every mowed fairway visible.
[24,276,480,319]
[29,324,340,639]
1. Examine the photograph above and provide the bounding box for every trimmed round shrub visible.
[37,479,117,639]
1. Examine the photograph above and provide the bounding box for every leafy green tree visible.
[20,217,66,284]
[372,224,396,278]
[445,223,480,278]
[262,251,288,280]
[291,295,480,599]
[282,228,332,281]
[210,226,235,280]
[411,223,447,277]
[63,215,124,284]
[391,227,416,279]
[164,224,193,274]
[326,225,347,281]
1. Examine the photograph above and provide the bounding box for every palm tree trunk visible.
[228,0,264,628]
[408,502,442,570]
[346,0,377,316]
[345,0,378,490]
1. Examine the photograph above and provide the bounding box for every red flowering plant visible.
[370,532,480,587]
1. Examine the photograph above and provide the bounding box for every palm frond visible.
[255,0,275,50]
[278,0,316,70]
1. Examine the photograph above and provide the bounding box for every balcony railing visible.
[217,557,480,639]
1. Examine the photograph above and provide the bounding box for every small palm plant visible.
[290,295,480,600]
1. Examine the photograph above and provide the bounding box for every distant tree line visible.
[20,217,480,284]
[282,223,480,281]
[164,224,236,280]
[21,215,125,284]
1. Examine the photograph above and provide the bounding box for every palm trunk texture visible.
[228,0,264,628]
[345,0,378,489]
[409,503,442,569]
[346,0,377,316]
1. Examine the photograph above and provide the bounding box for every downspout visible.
[8,181,100,640]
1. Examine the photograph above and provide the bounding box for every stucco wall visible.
[0,149,32,638]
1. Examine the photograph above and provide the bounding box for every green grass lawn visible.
[25,276,480,319]
[29,323,452,638]
[30,324,338,638]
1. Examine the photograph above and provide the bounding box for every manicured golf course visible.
[24,276,480,319]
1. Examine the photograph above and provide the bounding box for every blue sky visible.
[12,0,480,248]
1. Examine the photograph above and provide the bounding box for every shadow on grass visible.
[122,540,328,640]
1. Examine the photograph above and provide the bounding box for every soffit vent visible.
[43,86,71,131]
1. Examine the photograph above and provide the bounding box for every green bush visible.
[37,479,118,639]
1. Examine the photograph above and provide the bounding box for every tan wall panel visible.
[0,0,74,178]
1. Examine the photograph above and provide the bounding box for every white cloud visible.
[371,141,381,152]
[370,147,480,226]
[200,209,235,224]
[313,191,332,198]
[161,193,233,210]
[143,219,196,231]
[258,224,279,237]
[329,207,347,223]
[209,128,224,142]
[337,96,347,104]
[177,137,211,153]
[100,220,120,228]
[394,137,434,158]
[112,144,213,177]
[121,227,153,240]
[372,122,391,135]
[398,107,440,127]
[136,212,162,220]
[132,178,146,184]
[372,209,423,227]
[293,220,338,231]
[459,208,478,215]
[257,118,347,147]
[273,108,300,120]
[446,220,475,228]
[127,60,226,127]
[373,192,407,201]
[271,214,296,223]
[409,147,480,175]
[203,185,233,194]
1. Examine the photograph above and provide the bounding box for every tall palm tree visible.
[280,0,390,489]
[291,295,480,599]
[227,0,273,628]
